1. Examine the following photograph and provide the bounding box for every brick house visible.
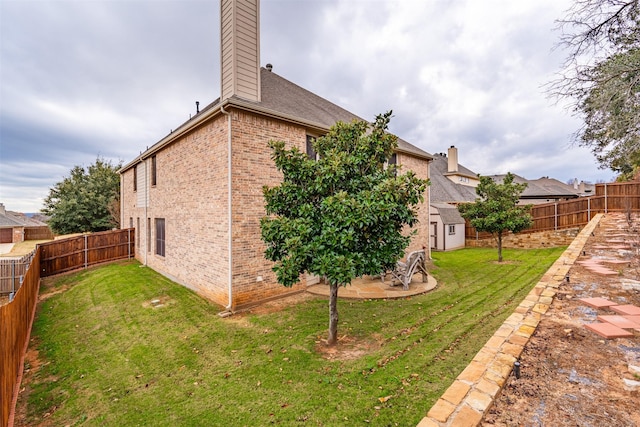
[119,0,432,310]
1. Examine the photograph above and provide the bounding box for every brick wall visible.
[121,109,433,309]
[397,153,431,254]
[229,109,308,306]
[465,228,581,249]
[121,115,231,305]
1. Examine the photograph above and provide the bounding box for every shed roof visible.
[431,202,465,224]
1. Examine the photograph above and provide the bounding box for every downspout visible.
[427,159,432,260]
[221,105,233,310]
[144,157,149,266]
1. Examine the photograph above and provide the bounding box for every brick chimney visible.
[220,0,261,102]
[447,145,458,173]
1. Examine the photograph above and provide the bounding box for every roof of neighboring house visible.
[0,210,48,228]
[429,153,478,204]
[488,174,580,200]
[122,68,432,172]
[431,202,465,224]
[0,213,23,228]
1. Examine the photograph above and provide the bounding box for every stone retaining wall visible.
[417,214,602,427]
[465,227,581,249]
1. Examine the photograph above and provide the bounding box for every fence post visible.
[604,183,608,213]
[84,234,88,270]
[588,197,591,221]
[11,260,15,296]
[554,203,558,230]
[128,229,132,260]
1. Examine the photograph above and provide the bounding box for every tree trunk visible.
[497,232,503,262]
[327,283,339,346]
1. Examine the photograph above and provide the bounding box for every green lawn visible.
[22,247,564,426]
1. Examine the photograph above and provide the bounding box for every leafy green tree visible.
[578,49,640,179]
[457,173,532,262]
[550,0,640,179]
[261,112,428,345]
[42,157,122,234]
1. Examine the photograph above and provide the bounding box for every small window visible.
[151,155,157,186]
[388,153,397,165]
[133,166,138,192]
[306,135,317,160]
[448,225,456,235]
[136,217,140,248]
[129,217,133,228]
[155,218,165,257]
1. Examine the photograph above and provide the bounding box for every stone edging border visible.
[417,214,603,427]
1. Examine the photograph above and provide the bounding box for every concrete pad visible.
[306,273,437,299]
[610,304,640,316]
[597,315,640,329]
[578,297,617,309]
[585,322,634,339]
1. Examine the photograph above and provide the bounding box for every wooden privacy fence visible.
[466,181,640,239]
[0,249,40,427]
[0,228,135,427]
[39,228,134,277]
[0,252,37,296]
[23,226,54,241]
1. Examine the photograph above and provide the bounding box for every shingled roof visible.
[123,68,432,172]
[488,174,579,200]
[429,153,478,204]
[431,202,465,224]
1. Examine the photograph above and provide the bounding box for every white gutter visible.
[144,157,149,266]
[221,105,233,310]
[427,158,433,260]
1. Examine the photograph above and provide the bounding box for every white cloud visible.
[0,0,617,212]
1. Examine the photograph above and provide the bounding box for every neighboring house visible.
[0,203,50,243]
[119,0,432,310]
[569,178,596,197]
[429,146,478,251]
[488,174,580,205]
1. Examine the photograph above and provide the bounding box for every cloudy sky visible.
[1,0,615,213]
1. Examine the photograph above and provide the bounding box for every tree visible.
[550,0,640,179]
[42,157,122,234]
[261,112,429,345]
[457,173,532,262]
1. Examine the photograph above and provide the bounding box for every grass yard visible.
[20,247,565,426]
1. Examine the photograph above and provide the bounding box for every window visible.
[136,217,140,248]
[306,135,317,160]
[385,153,398,176]
[459,176,469,183]
[155,218,165,257]
[129,217,133,228]
[133,166,137,192]
[151,155,157,186]
[448,225,456,235]
[147,218,151,253]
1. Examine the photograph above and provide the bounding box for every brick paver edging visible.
[417,214,603,427]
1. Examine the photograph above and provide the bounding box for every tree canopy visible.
[457,173,532,262]
[42,157,122,235]
[261,112,429,345]
[551,0,640,179]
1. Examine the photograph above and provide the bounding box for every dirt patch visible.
[315,334,382,361]
[38,285,70,302]
[483,213,640,426]
[13,344,59,427]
